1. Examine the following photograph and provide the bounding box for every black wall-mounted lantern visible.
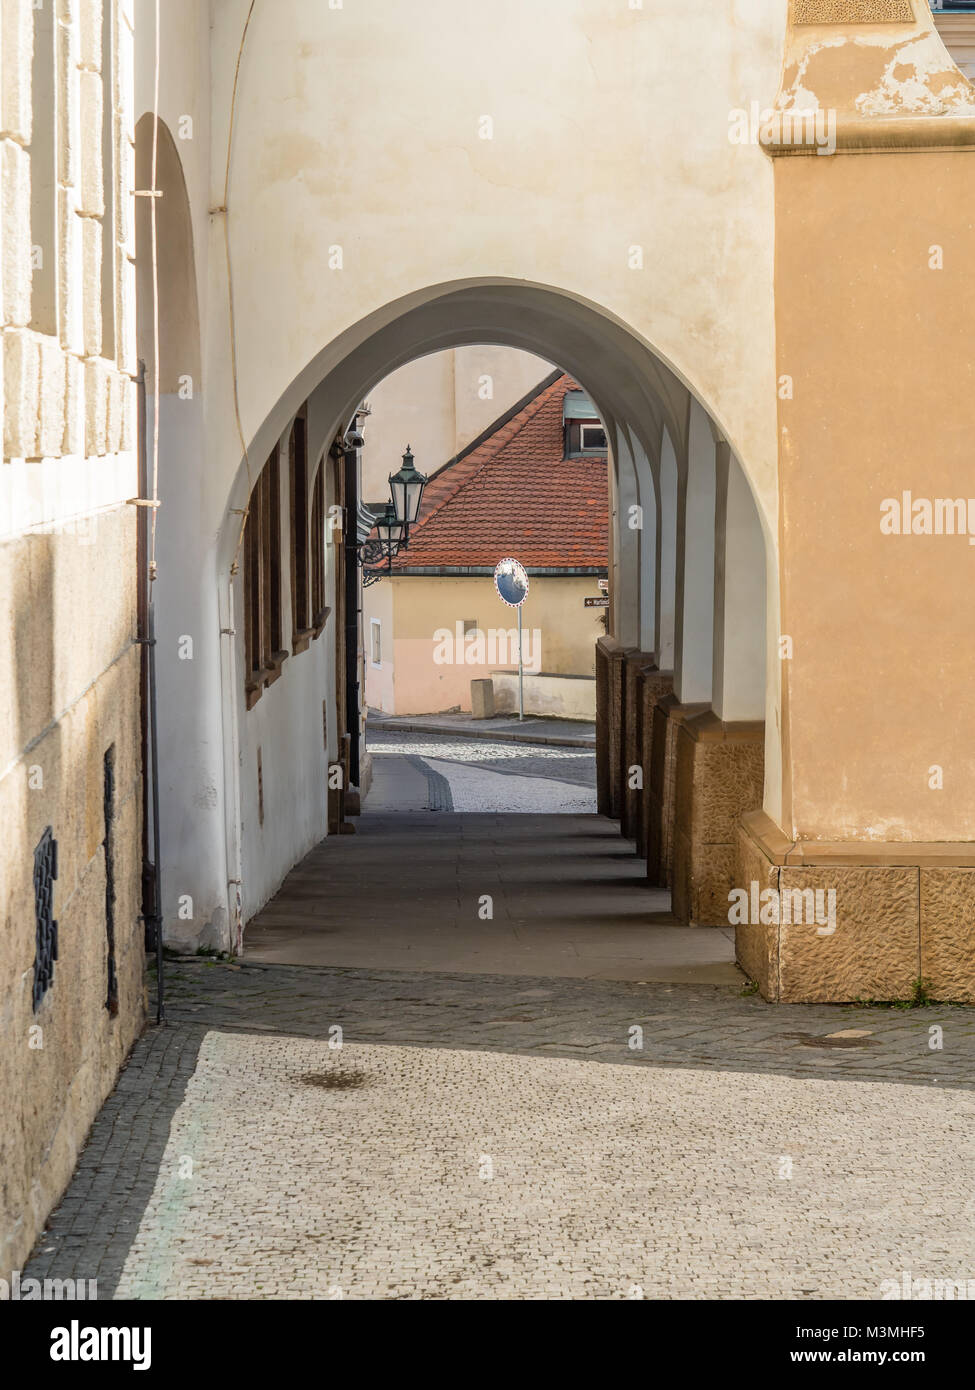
[355,444,428,586]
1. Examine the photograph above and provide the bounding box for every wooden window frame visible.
[309,459,330,638]
[289,411,315,653]
[244,448,288,709]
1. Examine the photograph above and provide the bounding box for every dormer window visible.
[563,389,607,457]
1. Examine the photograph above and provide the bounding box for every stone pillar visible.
[636,665,673,855]
[646,694,708,888]
[621,650,655,841]
[671,712,764,925]
[595,636,631,820]
[669,447,767,924]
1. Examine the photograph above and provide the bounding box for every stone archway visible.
[200,280,773,961]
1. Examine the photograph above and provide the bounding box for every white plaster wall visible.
[134,0,226,944]
[713,449,766,723]
[611,423,642,650]
[205,0,782,531]
[491,672,596,721]
[655,428,678,671]
[674,398,716,705]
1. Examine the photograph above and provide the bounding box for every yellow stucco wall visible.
[385,575,605,714]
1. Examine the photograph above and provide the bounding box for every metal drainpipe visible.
[137,360,164,1023]
[222,577,244,954]
[343,445,361,789]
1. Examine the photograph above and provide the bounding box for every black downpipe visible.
[343,446,361,788]
[137,361,164,1024]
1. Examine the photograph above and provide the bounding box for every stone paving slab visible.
[159,958,975,1088]
[367,714,595,748]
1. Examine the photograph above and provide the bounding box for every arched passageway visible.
[150,281,772,975]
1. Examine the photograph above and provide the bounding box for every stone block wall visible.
[0,0,143,1275]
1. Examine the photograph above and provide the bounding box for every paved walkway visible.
[25,959,975,1300]
[244,811,737,983]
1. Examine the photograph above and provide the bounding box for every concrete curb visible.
[366,719,596,750]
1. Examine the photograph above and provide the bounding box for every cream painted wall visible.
[388,575,605,715]
[205,0,782,527]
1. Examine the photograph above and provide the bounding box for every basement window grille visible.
[32,827,58,1012]
[104,746,119,1016]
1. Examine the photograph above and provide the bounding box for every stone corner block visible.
[920,869,975,1004]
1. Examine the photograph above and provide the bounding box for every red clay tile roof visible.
[391,373,608,570]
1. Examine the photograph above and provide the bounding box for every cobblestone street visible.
[365,728,598,813]
[26,956,975,1300]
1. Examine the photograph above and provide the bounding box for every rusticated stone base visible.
[735,811,975,1003]
[646,695,708,888]
[671,713,764,927]
[920,871,975,1005]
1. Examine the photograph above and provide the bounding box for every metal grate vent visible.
[32,827,58,1012]
[104,746,119,1016]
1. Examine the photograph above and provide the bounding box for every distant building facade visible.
[363,371,609,719]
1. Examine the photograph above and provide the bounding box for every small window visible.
[370,618,382,667]
[463,618,478,636]
[563,390,607,457]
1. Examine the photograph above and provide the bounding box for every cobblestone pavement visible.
[25,959,975,1300]
[366,729,597,789]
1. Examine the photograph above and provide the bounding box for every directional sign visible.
[585,596,610,608]
[494,557,529,609]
